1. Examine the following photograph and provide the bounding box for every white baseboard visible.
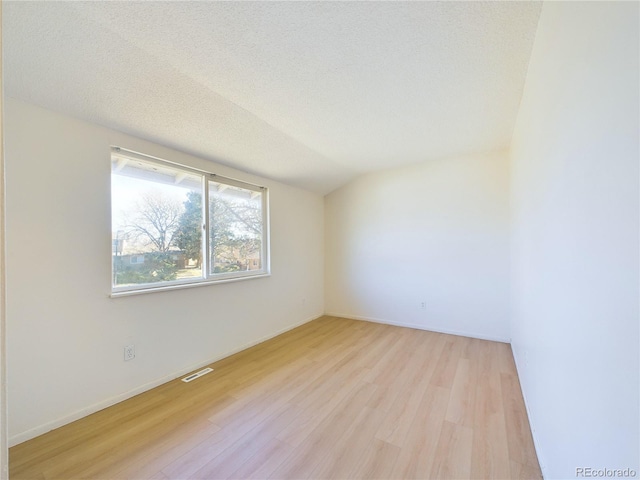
[326,312,510,343]
[511,346,546,479]
[9,314,322,447]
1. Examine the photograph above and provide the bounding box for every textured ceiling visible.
[3,1,541,194]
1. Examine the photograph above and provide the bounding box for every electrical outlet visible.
[420,301,426,310]
[124,344,135,361]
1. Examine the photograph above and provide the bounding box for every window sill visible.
[110,272,271,298]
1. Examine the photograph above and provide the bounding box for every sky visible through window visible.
[111,175,192,236]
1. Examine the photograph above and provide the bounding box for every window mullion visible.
[203,175,210,280]
[261,188,269,273]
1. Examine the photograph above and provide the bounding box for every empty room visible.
[0,1,638,479]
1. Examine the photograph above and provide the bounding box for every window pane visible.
[111,158,203,288]
[209,181,263,276]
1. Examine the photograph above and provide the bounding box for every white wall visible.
[510,2,639,478]
[5,99,325,445]
[325,151,510,342]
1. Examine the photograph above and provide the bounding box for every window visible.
[111,148,269,294]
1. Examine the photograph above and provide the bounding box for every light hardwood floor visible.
[10,316,541,479]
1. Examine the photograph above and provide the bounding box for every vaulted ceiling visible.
[4,1,541,194]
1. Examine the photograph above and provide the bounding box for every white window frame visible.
[111,147,270,297]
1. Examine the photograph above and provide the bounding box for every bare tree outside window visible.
[209,181,263,275]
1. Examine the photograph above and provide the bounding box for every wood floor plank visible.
[347,438,401,480]
[309,406,387,479]
[431,338,464,388]
[390,385,452,479]
[500,372,540,469]
[225,438,293,480]
[430,420,474,479]
[510,460,544,480]
[98,419,222,480]
[375,332,445,447]
[9,316,542,480]
[470,342,512,479]
[445,357,472,426]
[274,366,370,448]
[148,471,169,480]
[188,403,303,479]
[269,380,378,479]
